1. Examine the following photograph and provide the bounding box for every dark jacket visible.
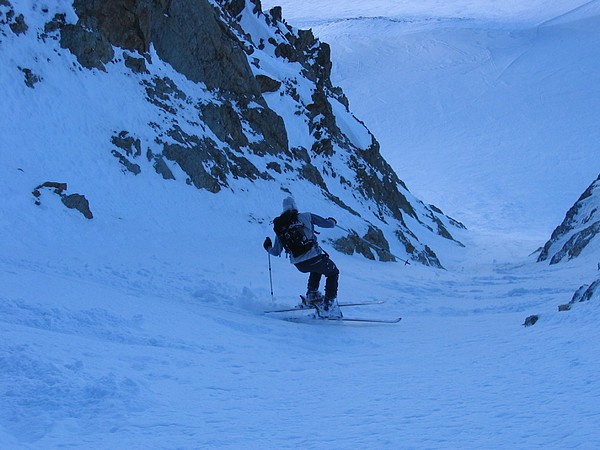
[268,212,335,264]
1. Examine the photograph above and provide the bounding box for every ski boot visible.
[300,290,323,309]
[314,297,343,319]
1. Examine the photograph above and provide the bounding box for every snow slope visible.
[2,228,600,448]
[2,0,600,448]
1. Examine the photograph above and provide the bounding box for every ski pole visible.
[267,252,274,301]
[335,224,410,266]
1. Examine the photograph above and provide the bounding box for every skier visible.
[263,196,342,318]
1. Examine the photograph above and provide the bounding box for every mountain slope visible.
[0,0,465,268]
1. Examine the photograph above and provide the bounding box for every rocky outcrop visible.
[60,24,114,71]
[0,0,28,36]
[62,194,94,219]
[333,226,396,262]
[574,279,600,303]
[255,74,281,93]
[558,279,600,311]
[523,315,539,327]
[33,182,93,219]
[70,0,261,98]
[111,131,142,175]
[538,174,600,264]
[18,66,42,88]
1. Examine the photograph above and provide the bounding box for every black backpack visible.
[273,210,316,257]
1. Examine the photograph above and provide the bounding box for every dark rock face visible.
[62,194,94,219]
[199,102,250,149]
[60,24,114,71]
[43,13,67,35]
[255,74,281,93]
[333,226,396,262]
[161,126,269,192]
[538,174,600,264]
[223,0,245,17]
[112,131,141,157]
[124,53,148,73]
[71,0,261,98]
[139,70,281,191]
[152,156,175,180]
[111,131,142,175]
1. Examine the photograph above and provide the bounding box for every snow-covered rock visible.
[559,278,600,311]
[538,174,600,264]
[572,279,600,303]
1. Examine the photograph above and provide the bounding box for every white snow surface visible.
[1,0,600,448]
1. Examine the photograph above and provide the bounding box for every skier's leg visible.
[296,255,340,318]
[296,257,322,303]
[297,256,338,296]
[307,272,322,292]
[322,258,339,301]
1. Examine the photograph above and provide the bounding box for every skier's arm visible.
[270,237,283,256]
[310,213,336,229]
[266,236,283,256]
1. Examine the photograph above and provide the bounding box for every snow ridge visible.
[538,174,600,264]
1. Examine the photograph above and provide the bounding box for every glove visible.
[327,217,337,225]
[263,237,272,251]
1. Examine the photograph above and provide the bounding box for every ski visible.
[264,306,312,313]
[264,300,385,314]
[335,300,385,307]
[283,316,401,324]
[327,316,401,324]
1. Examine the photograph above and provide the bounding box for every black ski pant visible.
[295,254,339,300]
